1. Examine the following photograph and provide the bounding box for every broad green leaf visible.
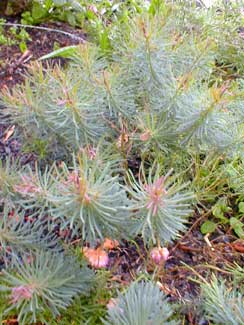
[44,0,53,11]
[66,12,77,26]
[212,205,228,223]
[19,41,27,53]
[230,217,244,239]
[39,45,79,60]
[200,220,217,234]
[238,202,244,213]
[32,2,48,21]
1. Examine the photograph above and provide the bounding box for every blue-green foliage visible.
[201,275,244,325]
[103,281,179,325]
[0,251,95,324]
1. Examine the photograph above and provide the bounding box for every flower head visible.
[11,285,33,303]
[150,247,169,264]
[140,130,151,142]
[107,298,119,310]
[102,238,119,250]
[14,175,41,196]
[145,177,167,216]
[66,171,91,205]
[86,145,97,160]
[88,4,98,14]
[83,247,109,268]
[79,145,97,160]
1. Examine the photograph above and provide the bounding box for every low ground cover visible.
[0,1,244,324]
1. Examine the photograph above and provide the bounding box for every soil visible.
[107,217,244,297]
[0,15,244,325]
[0,17,85,90]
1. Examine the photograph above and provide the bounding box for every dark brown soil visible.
[0,17,85,90]
[108,220,244,297]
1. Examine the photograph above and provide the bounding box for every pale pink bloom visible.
[56,99,67,106]
[66,171,91,204]
[11,285,33,303]
[107,298,118,310]
[107,298,123,314]
[67,171,80,187]
[26,254,35,264]
[83,192,91,204]
[79,145,96,160]
[150,247,169,265]
[88,5,98,14]
[100,8,107,15]
[144,177,167,216]
[140,130,151,142]
[14,175,41,195]
[86,145,96,160]
[83,247,109,268]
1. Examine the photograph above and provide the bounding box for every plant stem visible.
[0,22,85,41]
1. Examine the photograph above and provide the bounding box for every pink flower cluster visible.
[150,247,169,265]
[14,175,41,195]
[66,171,91,205]
[11,285,33,303]
[144,177,167,216]
[83,247,109,268]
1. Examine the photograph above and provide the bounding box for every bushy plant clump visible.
[0,207,59,264]
[48,152,132,243]
[127,164,193,244]
[4,148,192,245]
[2,13,244,158]
[0,251,95,324]
[0,0,244,324]
[201,274,244,325]
[103,281,179,325]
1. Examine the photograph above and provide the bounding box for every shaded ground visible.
[107,219,244,297]
[0,17,85,90]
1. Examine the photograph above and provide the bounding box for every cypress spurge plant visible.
[201,274,244,325]
[0,207,58,263]
[0,158,22,208]
[1,13,244,158]
[1,2,244,323]
[49,151,131,243]
[103,281,179,325]
[0,251,95,324]
[226,263,244,289]
[134,110,177,155]
[174,84,239,151]
[71,44,138,121]
[9,147,131,243]
[127,163,193,244]
[0,61,108,158]
[13,162,56,217]
[117,14,244,153]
